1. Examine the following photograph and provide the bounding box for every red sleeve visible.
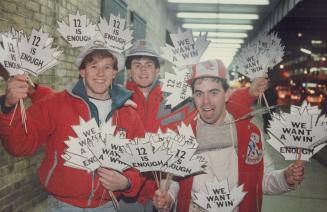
[28,84,55,103]
[226,87,256,119]
[0,96,55,156]
[121,168,145,198]
[176,176,193,212]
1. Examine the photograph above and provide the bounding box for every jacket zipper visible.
[45,151,58,187]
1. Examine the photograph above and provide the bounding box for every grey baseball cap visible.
[126,39,164,64]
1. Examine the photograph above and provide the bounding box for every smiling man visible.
[0,41,144,211]
[175,59,305,212]
[119,39,180,212]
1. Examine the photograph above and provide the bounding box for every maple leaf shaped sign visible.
[193,178,246,212]
[121,139,172,172]
[62,118,132,172]
[98,14,133,53]
[235,31,284,80]
[162,123,205,177]
[267,101,327,161]
[234,44,270,80]
[0,33,23,76]
[161,29,210,67]
[160,66,192,108]
[57,10,98,48]
[18,28,62,76]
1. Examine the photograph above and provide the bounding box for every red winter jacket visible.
[176,89,264,212]
[0,80,145,208]
[125,83,258,207]
[126,81,163,133]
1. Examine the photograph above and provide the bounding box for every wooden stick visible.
[19,99,27,133]
[164,173,173,191]
[9,103,18,126]
[153,171,160,188]
[108,190,119,209]
[262,93,272,115]
[26,74,35,87]
[294,147,302,187]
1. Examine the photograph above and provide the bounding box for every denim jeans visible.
[118,198,156,212]
[47,195,115,212]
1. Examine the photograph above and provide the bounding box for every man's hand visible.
[249,77,269,97]
[153,188,173,212]
[5,74,29,107]
[284,160,305,187]
[97,168,129,191]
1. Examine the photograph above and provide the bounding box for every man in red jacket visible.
[121,39,181,211]
[0,41,144,211]
[171,59,305,212]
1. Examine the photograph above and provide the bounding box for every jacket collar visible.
[67,79,133,123]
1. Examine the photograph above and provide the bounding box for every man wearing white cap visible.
[174,59,305,212]
[0,41,144,211]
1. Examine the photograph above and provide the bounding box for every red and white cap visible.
[187,59,227,85]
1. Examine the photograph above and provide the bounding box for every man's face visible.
[193,78,227,124]
[80,57,117,100]
[128,57,159,90]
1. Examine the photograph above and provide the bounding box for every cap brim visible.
[127,52,165,65]
[75,47,125,71]
[187,74,222,85]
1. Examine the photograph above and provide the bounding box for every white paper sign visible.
[121,138,173,172]
[98,14,133,52]
[234,31,284,80]
[160,66,193,107]
[162,123,205,177]
[0,34,23,76]
[62,117,132,172]
[193,178,247,212]
[57,10,98,47]
[18,28,62,76]
[161,30,210,67]
[267,101,327,161]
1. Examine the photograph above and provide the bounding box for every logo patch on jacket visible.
[245,133,263,165]
[117,128,127,138]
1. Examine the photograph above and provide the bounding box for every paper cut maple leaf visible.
[0,33,23,76]
[235,31,284,80]
[267,101,327,161]
[121,140,172,172]
[57,10,98,48]
[193,178,246,212]
[18,28,62,76]
[162,123,206,177]
[160,66,192,107]
[96,134,130,172]
[62,118,132,172]
[161,29,210,67]
[98,13,133,53]
[234,44,270,80]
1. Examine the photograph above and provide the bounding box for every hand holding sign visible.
[284,160,305,187]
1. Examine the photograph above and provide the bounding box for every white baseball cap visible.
[75,39,125,71]
[187,59,227,85]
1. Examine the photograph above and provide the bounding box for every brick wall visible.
[0,0,101,211]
